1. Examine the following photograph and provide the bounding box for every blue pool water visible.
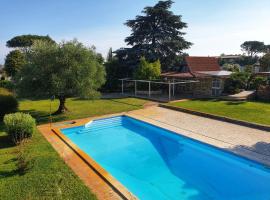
[61,116,270,200]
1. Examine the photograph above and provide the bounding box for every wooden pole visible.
[135,80,137,96]
[148,81,151,97]
[121,80,124,94]
[173,79,175,97]
[168,83,171,101]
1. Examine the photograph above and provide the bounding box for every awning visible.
[196,70,232,77]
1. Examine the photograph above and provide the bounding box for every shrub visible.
[0,80,15,90]
[0,87,18,119]
[224,72,251,94]
[249,76,268,90]
[4,112,36,144]
[222,63,240,72]
[134,57,161,80]
[16,140,33,174]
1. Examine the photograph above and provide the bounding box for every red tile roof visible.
[161,56,224,79]
[186,56,221,72]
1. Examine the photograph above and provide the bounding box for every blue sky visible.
[1,0,270,64]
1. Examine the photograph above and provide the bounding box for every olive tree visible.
[16,40,106,114]
[4,50,26,77]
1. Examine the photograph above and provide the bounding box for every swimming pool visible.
[61,116,270,200]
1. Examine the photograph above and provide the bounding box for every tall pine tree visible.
[119,0,192,71]
[106,47,113,62]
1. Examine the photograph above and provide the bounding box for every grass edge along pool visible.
[59,115,270,200]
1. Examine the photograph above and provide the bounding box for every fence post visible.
[168,83,171,101]
[121,80,124,94]
[148,81,151,97]
[135,80,137,96]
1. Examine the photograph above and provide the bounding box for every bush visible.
[249,76,268,90]
[222,63,240,72]
[0,88,18,119]
[0,80,15,90]
[224,72,251,94]
[4,112,36,144]
[134,57,161,80]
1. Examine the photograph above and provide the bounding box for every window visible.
[212,79,221,88]
[212,79,221,96]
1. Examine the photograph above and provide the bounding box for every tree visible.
[118,0,192,70]
[96,53,104,64]
[4,50,26,77]
[264,45,270,54]
[16,40,106,114]
[222,63,240,72]
[134,57,161,80]
[6,34,55,49]
[106,47,113,62]
[260,53,270,72]
[241,41,265,57]
[250,76,268,90]
[224,72,251,94]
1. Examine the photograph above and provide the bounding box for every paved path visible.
[221,90,255,100]
[128,106,270,166]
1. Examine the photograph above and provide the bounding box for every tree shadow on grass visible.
[19,109,67,124]
[225,101,247,105]
[190,98,248,106]
[73,97,144,107]
[0,169,21,178]
[110,99,144,107]
[0,134,14,149]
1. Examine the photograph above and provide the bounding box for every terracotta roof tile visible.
[186,56,221,72]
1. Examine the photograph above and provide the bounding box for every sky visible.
[1,0,270,64]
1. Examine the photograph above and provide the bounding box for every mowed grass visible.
[168,99,270,126]
[19,97,147,124]
[0,128,96,200]
[0,97,147,200]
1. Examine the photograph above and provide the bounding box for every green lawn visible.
[19,97,147,124]
[168,99,270,126]
[0,97,147,200]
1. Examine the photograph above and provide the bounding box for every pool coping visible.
[52,119,137,200]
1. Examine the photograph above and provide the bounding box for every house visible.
[219,54,242,64]
[161,56,232,96]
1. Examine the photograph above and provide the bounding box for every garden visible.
[1,0,270,199]
[0,35,148,199]
[0,94,146,199]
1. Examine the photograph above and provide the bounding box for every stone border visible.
[159,104,270,132]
